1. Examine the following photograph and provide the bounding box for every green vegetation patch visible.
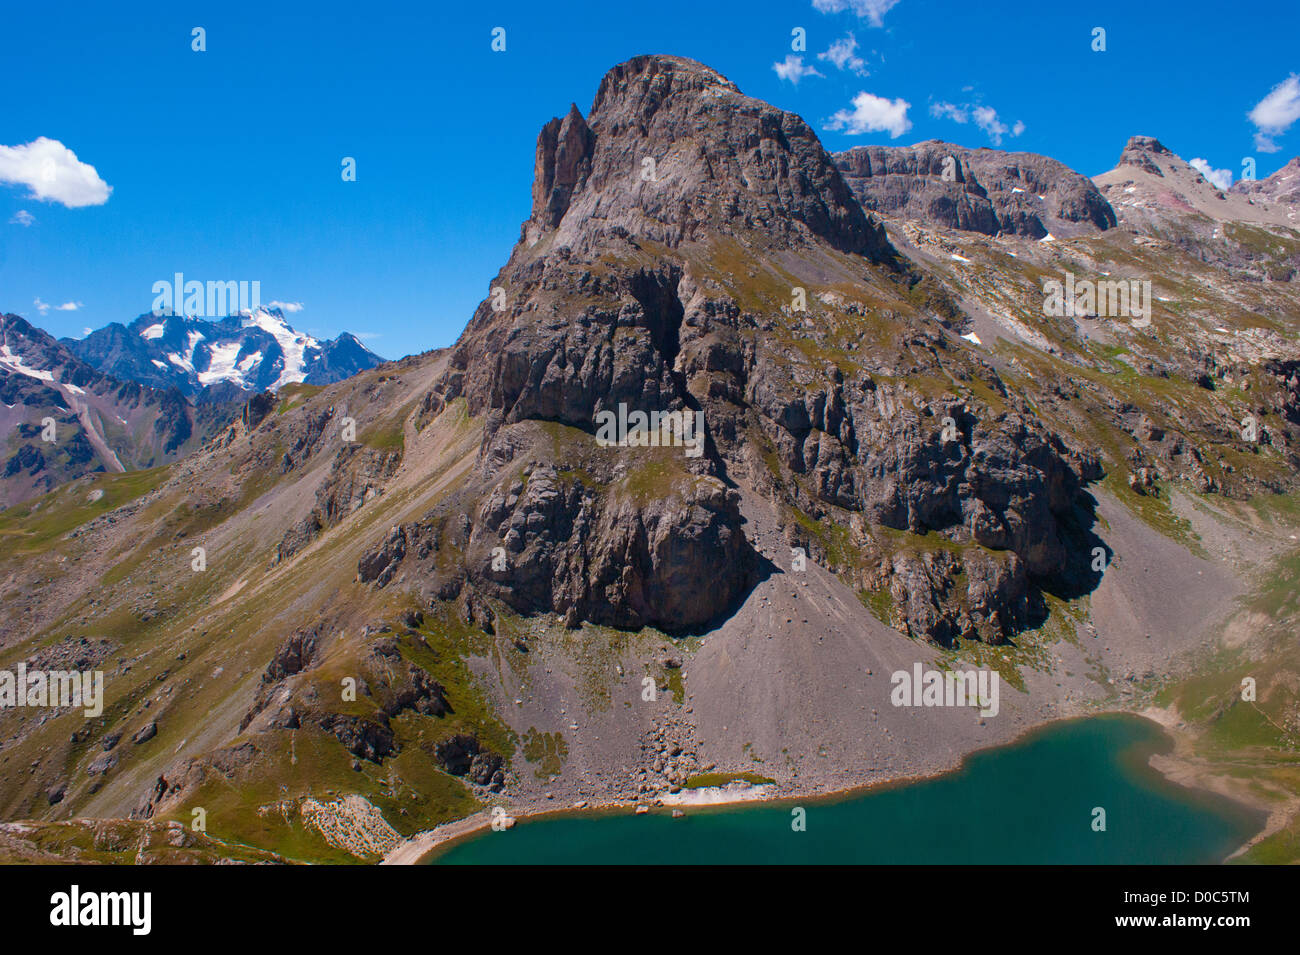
[683,771,775,789]
[275,383,324,414]
[521,728,568,779]
[0,466,171,557]
[163,730,479,864]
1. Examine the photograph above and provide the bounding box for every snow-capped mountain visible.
[1,313,236,507]
[66,307,383,401]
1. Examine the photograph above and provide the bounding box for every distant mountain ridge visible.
[65,306,382,401]
[1231,156,1300,207]
[0,313,236,507]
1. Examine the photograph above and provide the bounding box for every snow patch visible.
[167,330,205,374]
[198,342,245,386]
[0,344,55,381]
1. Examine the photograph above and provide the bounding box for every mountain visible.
[0,313,237,508]
[834,140,1116,239]
[422,54,1102,642]
[1231,155,1300,208]
[1095,135,1299,230]
[65,307,383,401]
[1,56,1299,865]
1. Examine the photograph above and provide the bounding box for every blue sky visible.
[2,0,1297,360]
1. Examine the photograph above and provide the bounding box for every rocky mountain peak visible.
[1,311,236,506]
[1096,134,1298,229]
[1116,135,1175,176]
[524,54,889,259]
[586,54,741,119]
[1123,134,1173,154]
[530,104,595,231]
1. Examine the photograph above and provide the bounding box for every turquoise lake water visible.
[428,714,1263,864]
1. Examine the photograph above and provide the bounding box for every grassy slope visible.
[1149,494,1300,862]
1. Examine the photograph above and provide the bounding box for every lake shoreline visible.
[384,709,1270,865]
[1139,704,1291,861]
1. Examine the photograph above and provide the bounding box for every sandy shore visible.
[383,811,497,865]
[384,782,797,864]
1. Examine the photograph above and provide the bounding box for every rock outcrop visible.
[433,734,505,790]
[238,629,449,763]
[523,54,892,257]
[276,443,402,563]
[470,463,753,631]
[834,141,1116,238]
[1232,156,1300,207]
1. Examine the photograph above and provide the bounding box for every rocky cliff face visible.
[834,141,1117,238]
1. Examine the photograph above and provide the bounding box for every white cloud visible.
[82,327,92,337]
[33,296,83,314]
[1254,133,1280,154]
[0,137,112,208]
[268,300,305,313]
[1189,158,1233,191]
[8,209,34,226]
[1249,74,1300,154]
[773,55,823,85]
[813,0,901,28]
[931,100,1023,146]
[818,34,869,75]
[972,106,1010,145]
[824,91,912,138]
[930,101,968,123]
